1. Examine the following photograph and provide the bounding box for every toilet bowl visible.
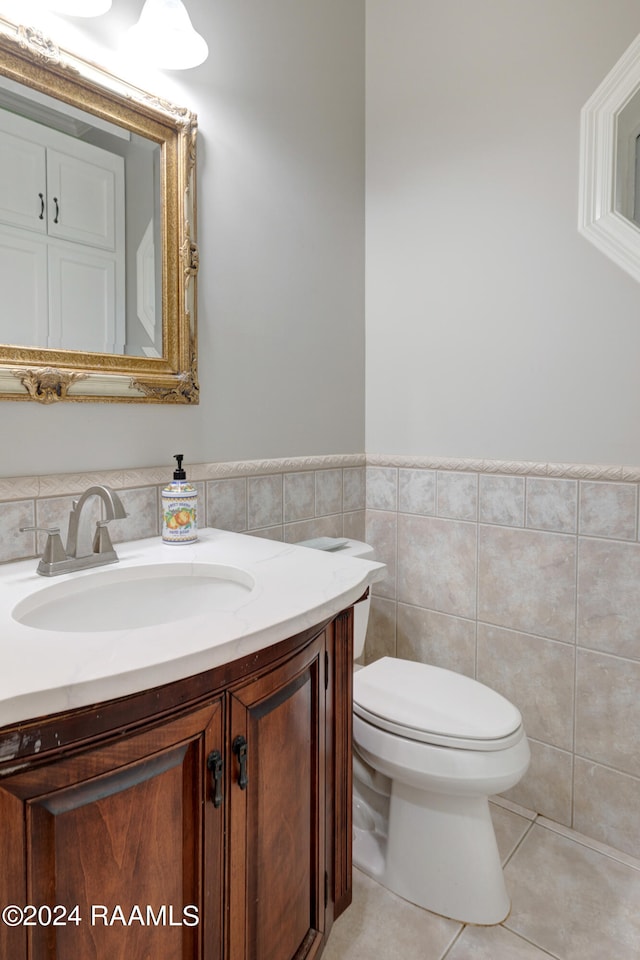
[339,540,530,925]
[352,657,530,924]
[298,537,530,923]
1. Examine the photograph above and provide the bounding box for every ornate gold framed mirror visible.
[0,16,198,403]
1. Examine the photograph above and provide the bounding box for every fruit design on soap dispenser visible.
[165,507,195,531]
[162,454,198,544]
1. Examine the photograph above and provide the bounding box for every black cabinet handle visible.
[53,197,59,224]
[232,736,248,790]
[38,193,44,220]
[207,749,223,807]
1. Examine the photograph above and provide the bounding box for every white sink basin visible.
[12,562,256,633]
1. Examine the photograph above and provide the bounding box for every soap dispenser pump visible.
[162,454,198,544]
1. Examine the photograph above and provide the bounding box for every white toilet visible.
[344,540,530,926]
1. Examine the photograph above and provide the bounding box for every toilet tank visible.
[336,540,375,660]
[295,538,376,660]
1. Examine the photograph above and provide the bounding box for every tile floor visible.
[323,798,640,960]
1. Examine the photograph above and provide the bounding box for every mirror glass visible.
[579,31,640,285]
[0,74,162,357]
[0,17,198,404]
[615,88,640,227]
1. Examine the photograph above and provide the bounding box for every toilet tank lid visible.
[353,658,522,742]
[336,539,375,559]
[296,537,375,560]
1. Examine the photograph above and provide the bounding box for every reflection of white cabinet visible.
[0,227,48,347]
[46,148,119,251]
[48,246,117,353]
[0,133,46,233]
[0,109,125,354]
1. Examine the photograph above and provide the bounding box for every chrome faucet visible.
[22,485,127,577]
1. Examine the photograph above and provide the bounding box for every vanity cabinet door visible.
[227,632,326,960]
[325,608,354,923]
[0,699,225,960]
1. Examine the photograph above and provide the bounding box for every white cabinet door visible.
[47,147,123,252]
[47,243,122,354]
[0,109,126,353]
[0,109,124,251]
[0,132,47,234]
[0,226,48,347]
[47,144,124,250]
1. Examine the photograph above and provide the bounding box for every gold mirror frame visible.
[0,17,198,404]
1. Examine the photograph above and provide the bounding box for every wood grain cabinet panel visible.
[0,610,354,960]
[229,632,325,960]
[1,702,224,960]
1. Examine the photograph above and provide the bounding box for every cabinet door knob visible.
[207,750,223,808]
[232,735,248,790]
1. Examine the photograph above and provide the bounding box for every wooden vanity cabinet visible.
[0,609,354,960]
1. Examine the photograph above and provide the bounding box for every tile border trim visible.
[0,455,367,501]
[367,454,640,482]
[3,452,640,503]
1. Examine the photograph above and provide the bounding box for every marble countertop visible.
[0,528,385,728]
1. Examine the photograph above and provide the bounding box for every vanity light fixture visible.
[123,0,208,70]
[44,0,112,15]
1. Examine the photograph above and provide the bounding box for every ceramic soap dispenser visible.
[162,454,198,544]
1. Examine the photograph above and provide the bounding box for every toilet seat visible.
[353,657,523,751]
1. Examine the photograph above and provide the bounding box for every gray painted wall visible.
[0,0,365,477]
[7,2,640,477]
[366,0,640,466]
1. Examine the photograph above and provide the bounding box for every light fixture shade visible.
[123,0,208,70]
[45,0,112,15]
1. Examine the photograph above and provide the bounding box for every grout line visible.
[474,497,479,679]
[571,501,580,832]
[536,817,640,872]
[575,643,640,665]
[569,532,581,827]
[490,795,537,820]
[243,476,248,531]
[476,616,575,648]
[438,925,466,960]
[502,814,538,868]
[500,927,563,960]
[394,472,399,605]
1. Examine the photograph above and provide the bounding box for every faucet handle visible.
[92,520,116,556]
[20,525,67,564]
